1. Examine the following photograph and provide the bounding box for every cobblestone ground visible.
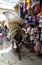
[0,40,42,65]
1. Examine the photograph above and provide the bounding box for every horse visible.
[11,23,30,60]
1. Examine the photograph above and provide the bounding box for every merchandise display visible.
[40,7,42,16]
[33,3,40,15]
[26,0,31,3]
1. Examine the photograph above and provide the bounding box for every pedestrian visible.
[30,27,35,52]
[0,29,3,45]
[34,39,41,56]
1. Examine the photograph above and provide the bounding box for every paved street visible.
[0,40,42,65]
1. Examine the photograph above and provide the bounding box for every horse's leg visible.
[12,41,14,49]
[16,42,21,60]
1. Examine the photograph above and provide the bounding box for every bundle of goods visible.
[8,18,23,39]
